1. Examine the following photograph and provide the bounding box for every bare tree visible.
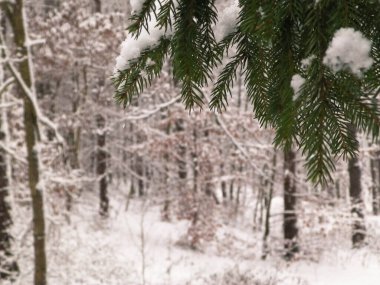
[348,125,365,247]
[370,148,380,215]
[0,71,19,280]
[2,0,48,283]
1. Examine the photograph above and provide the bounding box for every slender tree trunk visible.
[92,0,109,217]
[283,149,299,259]
[65,100,80,213]
[348,126,366,247]
[236,165,243,204]
[335,179,341,200]
[192,127,198,193]
[0,23,18,279]
[136,156,144,197]
[94,0,101,13]
[370,150,380,215]
[161,112,171,221]
[25,104,47,285]
[376,155,380,215]
[67,70,81,171]
[0,93,19,280]
[220,162,227,200]
[4,1,47,283]
[203,125,218,204]
[229,180,234,201]
[97,114,108,216]
[176,119,187,183]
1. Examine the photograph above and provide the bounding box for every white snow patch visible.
[130,0,144,14]
[32,142,43,154]
[215,0,240,41]
[301,55,316,69]
[323,28,373,76]
[114,19,168,72]
[146,58,155,66]
[291,74,305,99]
[36,179,45,192]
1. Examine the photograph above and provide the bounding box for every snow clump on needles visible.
[114,20,166,72]
[130,0,144,13]
[323,27,373,76]
[215,0,240,41]
[291,74,305,100]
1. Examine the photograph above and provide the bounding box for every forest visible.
[0,0,380,284]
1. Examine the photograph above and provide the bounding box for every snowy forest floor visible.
[11,188,380,285]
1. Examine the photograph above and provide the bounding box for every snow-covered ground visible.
[12,192,380,285]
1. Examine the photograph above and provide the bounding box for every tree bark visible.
[91,0,109,216]
[283,149,299,259]
[97,114,108,217]
[176,119,187,182]
[4,1,47,284]
[136,155,144,197]
[0,96,19,281]
[191,127,198,193]
[348,126,366,247]
[370,150,380,215]
[94,0,101,13]
[161,111,171,221]
[220,163,227,200]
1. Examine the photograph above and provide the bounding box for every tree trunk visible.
[136,155,144,197]
[335,179,341,200]
[43,0,60,14]
[192,127,198,193]
[370,150,380,215]
[220,162,227,200]
[97,114,108,217]
[203,125,218,204]
[0,94,19,280]
[229,181,234,201]
[4,1,47,283]
[161,112,171,221]
[176,119,187,183]
[94,0,101,13]
[348,126,366,247]
[283,149,299,259]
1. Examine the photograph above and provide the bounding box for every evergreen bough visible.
[113,0,380,184]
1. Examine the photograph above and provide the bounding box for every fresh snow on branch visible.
[130,0,145,14]
[116,95,181,122]
[301,55,316,69]
[323,28,373,76]
[7,60,64,145]
[291,74,305,100]
[114,19,169,72]
[214,0,240,42]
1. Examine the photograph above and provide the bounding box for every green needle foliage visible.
[113,0,380,184]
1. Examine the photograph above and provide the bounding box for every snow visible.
[291,74,305,99]
[130,0,144,14]
[301,55,316,69]
[114,19,169,73]
[10,176,380,285]
[323,28,373,76]
[35,179,45,192]
[214,0,240,41]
